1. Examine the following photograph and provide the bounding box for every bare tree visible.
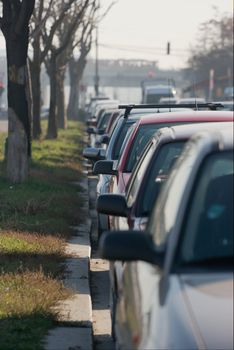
[30,0,52,139]
[30,0,77,139]
[42,0,90,138]
[0,0,35,183]
[67,24,93,120]
[186,11,233,97]
[67,0,117,119]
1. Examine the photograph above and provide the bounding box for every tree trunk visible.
[0,0,35,183]
[30,43,42,139]
[57,67,67,129]
[67,55,87,120]
[67,60,79,120]
[26,60,33,150]
[5,34,31,183]
[47,56,58,139]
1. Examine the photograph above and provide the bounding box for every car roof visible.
[119,108,165,117]
[135,110,234,124]
[154,121,233,142]
[144,85,175,92]
[177,97,206,103]
[195,127,234,150]
[94,99,119,104]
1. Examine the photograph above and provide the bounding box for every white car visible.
[100,127,233,350]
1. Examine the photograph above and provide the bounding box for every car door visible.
[116,260,161,349]
[116,218,172,349]
[115,150,191,349]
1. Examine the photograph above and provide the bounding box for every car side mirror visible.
[93,160,117,176]
[97,194,128,217]
[99,230,164,267]
[86,127,96,134]
[83,147,106,162]
[100,134,110,145]
[86,118,96,127]
[97,129,105,135]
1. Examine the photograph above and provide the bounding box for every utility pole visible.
[209,68,215,102]
[94,21,99,96]
[167,41,171,55]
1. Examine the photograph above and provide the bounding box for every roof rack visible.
[119,103,224,118]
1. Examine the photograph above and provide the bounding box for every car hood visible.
[180,273,233,350]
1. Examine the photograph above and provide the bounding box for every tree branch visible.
[40,0,77,62]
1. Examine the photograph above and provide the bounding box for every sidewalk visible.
[43,168,93,350]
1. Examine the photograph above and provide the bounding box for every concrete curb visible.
[43,173,93,350]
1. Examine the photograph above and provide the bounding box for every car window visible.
[127,140,155,207]
[118,123,136,163]
[124,124,160,172]
[109,115,120,137]
[112,121,135,160]
[105,118,123,159]
[97,112,112,129]
[147,140,197,248]
[178,151,233,267]
[136,142,185,216]
[124,122,192,173]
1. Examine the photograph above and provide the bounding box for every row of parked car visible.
[83,96,233,350]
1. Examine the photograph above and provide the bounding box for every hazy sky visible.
[91,0,233,69]
[0,0,232,70]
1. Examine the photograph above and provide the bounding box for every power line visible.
[99,43,189,57]
[100,42,189,52]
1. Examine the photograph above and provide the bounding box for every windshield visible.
[177,151,233,269]
[146,93,174,103]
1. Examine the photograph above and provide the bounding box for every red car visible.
[112,111,234,193]
[110,110,234,195]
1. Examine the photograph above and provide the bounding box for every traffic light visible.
[167,42,171,55]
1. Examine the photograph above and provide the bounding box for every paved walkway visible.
[43,174,93,350]
[43,163,114,350]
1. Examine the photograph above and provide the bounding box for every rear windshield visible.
[146,93,174,103]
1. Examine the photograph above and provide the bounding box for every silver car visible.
[100,127,233,350]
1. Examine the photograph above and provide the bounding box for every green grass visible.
[0,121,84,349]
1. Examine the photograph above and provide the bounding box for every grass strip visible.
[0,121,84,349]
